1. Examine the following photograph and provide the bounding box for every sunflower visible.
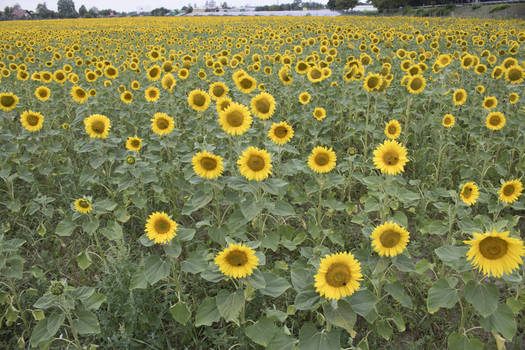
[35,86,50,101]
[298,92,311,105]
[104,65,118,79]
[126,137,142,152]
[464,231,524,278]
[121,91,133,104]
[436,54,452,67]
[218,102,252,136]
[442,114,455,128]
[145,212,178,245]
[146,65,161,81]
[498,180,523,204]
[20,110,44,132]
[74,198,92,214]
[68,85,88,104]
[505,65,523,84]
[313,107,326,121]
[214,243,259,278]
[84,114,111,139]
[476,85,485,94]
[192,150,224,179]
[187,89,211,112]
[131,80,140,90]
[485,112,505,130]
[482,96,497,111]
[237,147,272,181]
[235,74,257,94]
[307,66,324,83]
[373,140,409,175]
[384,120,401,139]
[308,146,337,173]
[363,73,382,92]
[178,68,189,80]
[216,96,232,113]
[371,222,410,257]
[161,73,176,91]
[314,252,362,300]
[406,75,426,94]
[453,89,467,105]
[251,92,276,120]
[278,66,293,86]
[209,82,228,101]
[151,113,174,136]
[509,93,519,104]
[268,122,294,145]
[145,86,160,102]
[460,182,479,206]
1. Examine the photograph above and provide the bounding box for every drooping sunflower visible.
[482,96,497,111]
[188,89,211,112]
[126,137,142,152]
[308,146,337,173]
[161,73,176,92]
[151,113,174,136]
[485,112,505,130]
[71,86,88,104]
[216,96,232,113]
[460,182,479,206]
[209,82,228,101]
[505,65,523,84]
[314,252,363,300]
[384,120,401,139]
[278,66,293,86]
[453,89,467,106]
[214,243,259,278]
[464,231,524,278]
[442,114,455,128]
[192,150,224,179]
[20,110,44,132]
[372,140,409,175]
[74,198,92,214]
[84,114,111,139]
[298,92,311,105]
[251,92,276,120]
[370,222,410,257]
[237,147,272,181]
[498,180,523,204]
[406,75,426,94]
[268,121,294,145]
[313,107,326,121]
[363,73,382,92]
[145,86,160,102]
[120,91,133,104]
[146,65,161,81]
[145,212,178,245]
[35,86,50,101]
[0,92,19,111]
[218,102,252,136]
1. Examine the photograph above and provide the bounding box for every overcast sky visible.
[1,0,325,12]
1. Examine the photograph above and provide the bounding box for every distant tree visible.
[221,2,228,8]
[99,9,114,16]
[327,0,336,10]
[57,0,78,18]
[88,7,98,17]
[3,6,13,19]
[78,4,87,17]
[151,7,170,16]
[36,3,57,18]
[182,5,193,13]
[335,0,358,11]
[369,0,407,11]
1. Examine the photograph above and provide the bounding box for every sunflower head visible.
[485,112,505,130]
[307,66,324,83]
[218,102,252,136]
[442,114,455,128]
[151,113,174,136]
[71,86,88,104]
[214,243,259,278]
[298,92,311,105]
[35,86,51,101]
[126,137,142,152]
[384,120,401,139]
[268,121,294,146]
[192,150,224,179]
[363,73,382,92]
[188,89,211,112]
[464,230,524,278]
[145,86,160,102]
[84,114,111,139]
[209,82,228,101]
[371,222,410,257]
[251,92,276,120]
[121,91,133,104]
[482,96,497,110]
[407,75,426,94]
[216,96,232,114]
[313,107,326,121]
[372,140,409,176]
[146,65,161,81]
[505,65,523,84]
[453,89,467,105]
[509,93,519,104]
[460,182,479,206]
[161,73,176,91]
[314,252,363,300]
[20,110,44,132]
[498,180,523,204]
[145,212,178,245]
[74,198,92,214]
[104,65,118,79]
[308,146,337,174]
[237,146,272,181]
[235,74,257,94]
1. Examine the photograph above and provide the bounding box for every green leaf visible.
[33,294,56,310]
[483,304,516,340]
[83,217,99,234]
[246,269,266,289]
[76,250,92,270]
[434,245,471,272]
[164,241,182,258]
[82,293,106,311]
[260,272,291,298]
[130,267,147,290]
[261,178,288,196]
[447,332,483,350]
[241,198,265,221]
[55,218,76,237]
[323,300,357,334]
[100,220,123,241]
[46,312,65,338]
[376,319,393,340]
[195,296,220,327]
[267,331,297,350]
[216,290,245,325]
[170,302,191,326]
[384,281,413,308]
[427,278,458,314]
[291,265,314,292]
[30,319,51,348]
[245,317,278,346]
[177,228,196,241]
[181,254,208,274]
[182,191,213,215]
[298,323,340,350]
[270,200,296,216]
[144,255,170,285]
[295,287,321,311]
[71,311,100,334]
[93,199,117,212]
[464,281,499,317]
[350,289,378,317]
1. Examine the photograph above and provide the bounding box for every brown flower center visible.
[27,114,40,126]
[193,93,206,107]
[156,118,169,130]
[489,115,500,126]
[388,125,397,135]
[503,184,515,196]
[154,218,171,234]
[226,250,248,267]
[149,90,157,98]
[380,229,401,248]
[310,68,322,79]
[326,263,351,287]
[274,126,288,138]
[76,89,86,98]
[382,150,399,166]
[508,68,520,81]
[240,78,253,90]
[247,155,265,171]
[410,78,422,91]
[479,237,508,260]
[315,152,329,166]
[226,110,244,127]
[78,199,90,208]
[131,139,140,148]
[1,95,15,107]
[200,157,217,171]
[367,76,379,89]
[255,98,270,114]
[212,85,225,97]
[91,120,105,134]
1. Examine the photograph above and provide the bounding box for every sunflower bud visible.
[49,280,65,296]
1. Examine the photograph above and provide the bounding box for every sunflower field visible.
[0,16,524,349]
